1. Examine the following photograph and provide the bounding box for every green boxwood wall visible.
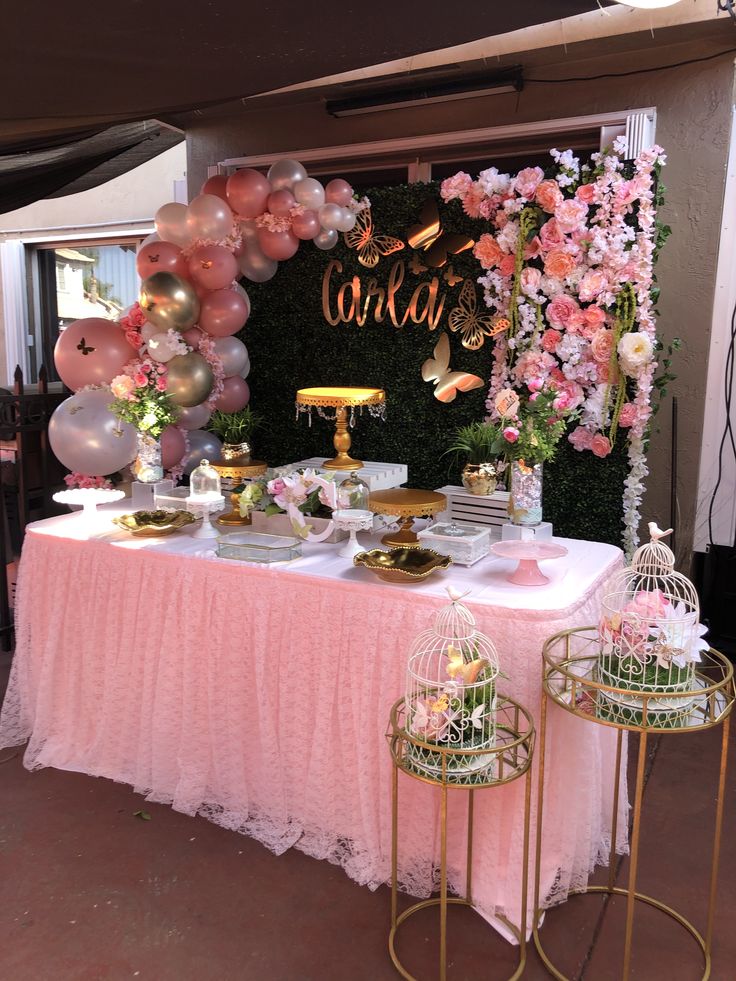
[241,181,627,547]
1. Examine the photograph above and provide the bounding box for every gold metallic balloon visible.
[165,352,214,407]
[139,272,200,332]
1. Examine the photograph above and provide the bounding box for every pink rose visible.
[473,234,504,269]
[529,392,540,402]
[575,183,596,205]
[553,392,572,411]
[579,269,607,302]
[514,166,544,199]
[555,198,588,234]
[597,363,612,383]
[498,254,516,277]
[541,329,562,353]
[133,372,147,387]
[547,294,581,329]
[539,218,565,251]
[495,210,509,230]
[503,426,519,443]
[618,403,638,428]
[544,250,577,280]
[590,328,614,364]
[155,377,167,392]
[440,172,473,202]
[523,236,543,260]
[549,367,565,385]
[528,377,544,392]
[568,426,594,452]
[627,589,669,620]
[520,267,543,296]
[556,379,585,410]
[536,179,564,214]
[268,477,286,496]
[590,433,612,458]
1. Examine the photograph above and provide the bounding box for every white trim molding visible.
[0,240,31,385]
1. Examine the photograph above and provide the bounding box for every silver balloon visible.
[238,247,278,283]
[267,158,307,191]
[293,178,325,210]
[165,352,215,407]
[318,202,343,231]
[176,403,212,431]
[336,208,357,233]
[140,272,200,332]
[233,282,252,319]
[49,389,137,476]
[212,336,249,377]
[314,228,338,251]
[240,350,251,380]
[182,430,223,475]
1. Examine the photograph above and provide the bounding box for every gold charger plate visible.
[354,546,452,585]
[112,509,197,538]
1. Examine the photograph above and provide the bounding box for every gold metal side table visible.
[533,627,735,981]
[387,694,535,981]
[370,489,447,548]
[211,458,267,526]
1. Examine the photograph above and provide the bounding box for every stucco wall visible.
[185,42,736,556]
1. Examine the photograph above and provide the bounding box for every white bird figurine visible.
[446,586,472,603]
[648,522,673,542]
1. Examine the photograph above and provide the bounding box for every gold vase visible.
[462,462,498,496]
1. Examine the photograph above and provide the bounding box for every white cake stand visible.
[53,488,125,519]
[186,494,226,539]
[491,540,568,586]
[332,508,374,558]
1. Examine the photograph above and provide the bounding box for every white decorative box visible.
[417,522,492,566]
[289,458,407,491]
[501,520,554,542]
[434,485,510,538]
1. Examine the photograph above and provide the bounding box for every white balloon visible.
[137,232,160,253]
[240,350,251,380]
[318,203,343,231]
[147,332,178,363]
[335,208,356,233]
[267,158,307,191]
[314,228,338,251]
[49,389,137,476]
[293,177,325,210]
[154,202,190,247]
[140,322,160,345]
[186,194,234,242]
[177,403,212,431]
[239,248,278,283]
[212,336,249,377]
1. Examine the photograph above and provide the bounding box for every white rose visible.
[618,332,653,377]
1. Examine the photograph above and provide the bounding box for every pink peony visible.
[555,379,585,410]
[539,218,566,251]
[499,254,516,277]
[503,426,519,443]
[528,377,544,392]
[568,426,594,452]
[590,433,612,458]
[590,328,614,364]
[536,179,564,214]
[514,166,544,199]
[473,234,504,269]
[524,236,543,260]
[555,198,588,234]
[268,477,286,497]
[578,269,608,302]
[513,350,557,386]
[618,403,638,428]
[494,210,509,230]
[575,183,596,205]
[155,377,167,392]
[133,371,147,387]
[547,293,581,329]
[544,250,577,280]
[553,392,572,411]
[110,374,135,399]
[541,328,562,353]
[626,589,669,621]
[520,267,543,296]
[440,172,473,202]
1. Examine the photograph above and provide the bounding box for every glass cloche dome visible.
[189,459,222,500]
[335,472,370,511]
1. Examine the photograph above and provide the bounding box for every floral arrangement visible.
[441,140,668,553]
[64,472,114,490]
[109,357,177,438]
[119,302,147,351]
[493,385,578,465]
[238,467,338,538]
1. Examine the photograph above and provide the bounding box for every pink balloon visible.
[54,318,137,391]
[267,189,296,217]
[136,240,188,281]
[201,174,229,201]
[292,208,321,241]
[188,245,238,291]
[199,289,250,337]
[176,402,211,431]
[257,227,299,261]
[182,327,203,350]
[226,169,271,220]
[160,425,186,469]
[325,178,354,207]
[215,375,250,413]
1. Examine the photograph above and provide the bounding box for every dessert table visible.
[0,506,627,934]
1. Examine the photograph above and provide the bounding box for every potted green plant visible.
[208,407,262,461]
[443,421,505,496]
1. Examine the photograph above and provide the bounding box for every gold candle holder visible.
[295,386,385,471]
[369,488,446,548]
[211,458,268,526]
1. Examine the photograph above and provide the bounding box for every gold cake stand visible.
[211,458,267,526]
[533,627,735,981]
[295,386,385,471]
[369,488,447,548]
[387,694,535,981]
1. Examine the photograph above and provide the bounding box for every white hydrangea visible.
[618,332,654,376]
[478,166,511,196]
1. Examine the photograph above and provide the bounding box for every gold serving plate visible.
[112,509,197,537]
[354,547,452,585]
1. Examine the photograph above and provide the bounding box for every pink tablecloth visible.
[0,511,627,930]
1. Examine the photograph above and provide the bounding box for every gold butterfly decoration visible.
[408,253,427,276]
[446,645,486,685]
[407,199,475,268]
[343,208,405,268]
[448,279,510,352]
[443,266,463,288]
[421,332,484,404]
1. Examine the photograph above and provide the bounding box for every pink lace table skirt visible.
[0,528,627,931]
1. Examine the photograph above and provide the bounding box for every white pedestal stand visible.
[333,509,374,558]
[53,489,125,522]
[186,494,226,539]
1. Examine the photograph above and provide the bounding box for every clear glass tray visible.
[216,531,302,563]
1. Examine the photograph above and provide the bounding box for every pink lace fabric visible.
[0,528,627,931]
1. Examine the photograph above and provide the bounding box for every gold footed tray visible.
[368,488,446,547]
[112,509,196,537]
[354,546,451,585]
[211,458,267,526]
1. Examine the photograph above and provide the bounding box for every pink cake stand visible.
[491,540,568,586]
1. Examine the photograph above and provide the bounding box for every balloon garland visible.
[48,159,361,484]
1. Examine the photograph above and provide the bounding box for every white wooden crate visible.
[289,458,407,491]
[434,485,510,533]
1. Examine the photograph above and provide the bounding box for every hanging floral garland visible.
[440,139,667,554]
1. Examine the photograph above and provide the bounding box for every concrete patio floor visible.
[2,657,735,981]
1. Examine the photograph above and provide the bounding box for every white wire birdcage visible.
[597,523,708,724]
[404,587,500,783]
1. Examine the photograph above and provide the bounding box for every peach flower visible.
[514,166,544,199]
[499,254,516,277]
[555,198,588,234]
[590,433,612,458]
[110,374,135,399]
[473,234,504,269]
[541,328,562,353]
[575,183,596,205]
[520,267,543,296]
[590,328,614,364]
[618,403,638,428]
[539,218,565,251]
[544,250,577,280]
[578,269,608,302]
[536,179,564,214]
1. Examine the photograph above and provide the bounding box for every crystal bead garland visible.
[134,432,163,483]
[510,461,543,526]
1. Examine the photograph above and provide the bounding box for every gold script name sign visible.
[322,258,447,330]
